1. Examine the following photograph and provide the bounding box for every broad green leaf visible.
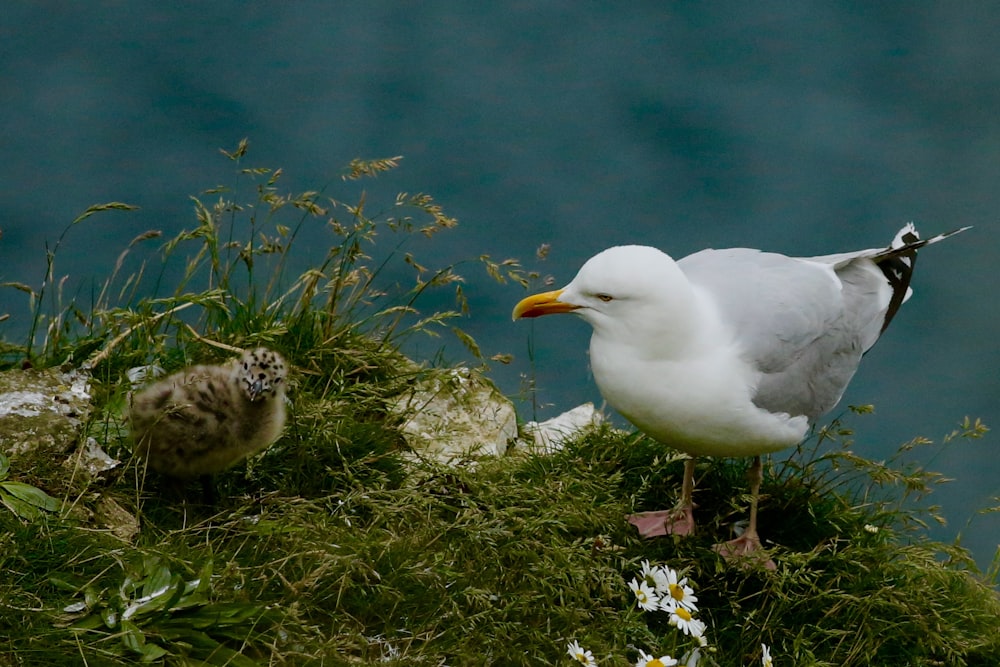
[100,606,119,630]
[186,603,265,630]
[158,628,260,667]
[68,614,105,631]
[0,489,42,520]
[158,627,221,650]
[140,643,169,662]
[121,620,146,653]
[195,559,214,596]
[201,645,261,667]
[84,586,101,609]
[48,575,82,593]
[142,564,173,599]
[123,575,184,621]
[161,575,193,611]
[1,481,61,511]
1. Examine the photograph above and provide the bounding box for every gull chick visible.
[514,224,967,566]
[130,347,288,483]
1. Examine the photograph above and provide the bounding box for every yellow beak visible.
[512,289,580,320]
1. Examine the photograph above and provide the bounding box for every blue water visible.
[2,2,997,569]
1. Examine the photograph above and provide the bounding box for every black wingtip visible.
[876,224,969,334]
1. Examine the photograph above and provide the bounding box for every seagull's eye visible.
[596,293,614,302]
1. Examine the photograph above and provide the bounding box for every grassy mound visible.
[2,424,998,665]
[1,143,996,665]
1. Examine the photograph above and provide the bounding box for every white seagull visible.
[513,224,967,565]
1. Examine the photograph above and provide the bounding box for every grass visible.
[1,142,998,665]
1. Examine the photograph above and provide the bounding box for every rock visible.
[92,495,140,542]
[65,437,120,482]
[0,367,94,479]
[0,365,125,496]
[519,403,603,453]
[392,366,518,463]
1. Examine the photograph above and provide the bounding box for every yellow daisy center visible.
[674,606,692,622]
[649,660,666,667]
[669,583,684,601]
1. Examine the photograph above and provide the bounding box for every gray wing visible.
[677,248,888,420]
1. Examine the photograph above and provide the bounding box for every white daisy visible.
[628,577,661,612]
[668,605,706,639]
[635,648,678,667]
[761,643,773,667]
[566,640,597,666]
[661,567,698,613]
[679,648,702,667]
[639,560,669,593]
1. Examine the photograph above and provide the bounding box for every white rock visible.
[72,437,120,477]
[392,366,518,464]
[0,390,49,418]
[520,403,603,453]
[0,367,92,458]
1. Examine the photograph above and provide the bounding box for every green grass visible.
[1,142,997,666]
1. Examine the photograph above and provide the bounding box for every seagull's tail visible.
[885,223,971,256]
[874,224,971,334]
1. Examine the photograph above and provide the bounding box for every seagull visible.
[130,347,288,500]
[513,224,967,565]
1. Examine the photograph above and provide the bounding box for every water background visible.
[2,2,998,569]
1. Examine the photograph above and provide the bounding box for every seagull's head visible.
[513,245,693,342]
[236,347,288,402]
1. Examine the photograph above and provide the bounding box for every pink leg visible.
[628,458,697,537]
[714,456,776,570]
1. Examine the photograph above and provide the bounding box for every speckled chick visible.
[130,348,288,478]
